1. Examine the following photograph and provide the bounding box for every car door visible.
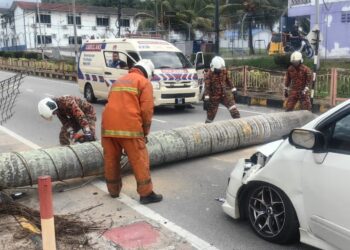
[102,51,131,99]
[301,110,350,249]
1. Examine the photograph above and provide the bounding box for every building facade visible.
[288,0,350,58]
[0,1,145,51]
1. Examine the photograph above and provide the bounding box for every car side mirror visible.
[196,63,205,71]
[289,129,326,152]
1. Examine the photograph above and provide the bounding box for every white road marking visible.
[26,88,34,93]
[0,126,41,149]
[93,180,219,250]
[1,126,217,250]
[45,93,55,97]
[152,118,167,123]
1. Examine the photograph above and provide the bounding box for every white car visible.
[223,99,350,250]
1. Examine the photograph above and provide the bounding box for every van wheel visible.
[245,183,299,244]
[84,84,97,103]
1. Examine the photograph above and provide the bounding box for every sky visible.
[0,0,40,9]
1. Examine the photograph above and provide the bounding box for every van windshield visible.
[139,51,193,69]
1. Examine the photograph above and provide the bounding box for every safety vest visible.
[102,68,154,138]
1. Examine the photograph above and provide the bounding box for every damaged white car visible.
[223,99,350,250]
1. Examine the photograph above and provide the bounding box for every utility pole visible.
[72,0,78,64]
[117,0,121,37]
[36,0,44,59]
[311,0,320,110]
[214,0,220,55]
[155,0,158,35]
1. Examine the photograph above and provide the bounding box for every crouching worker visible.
[38,96,96,145]
[101,59,163,205]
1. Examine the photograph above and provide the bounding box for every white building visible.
[0,1,147,51]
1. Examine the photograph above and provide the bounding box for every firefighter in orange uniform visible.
[101,59,163,204]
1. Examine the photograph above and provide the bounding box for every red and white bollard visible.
[38,176,57,250]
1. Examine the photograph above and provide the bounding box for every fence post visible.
[243,65,248,96]
[38,176,57,250]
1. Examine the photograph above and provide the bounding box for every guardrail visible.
[229,66,349,106]
[0,58,76,81]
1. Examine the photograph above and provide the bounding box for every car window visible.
[139,51,193,69]
[126,51,140,69]
[326,114,350,153]
[104,51,129,69]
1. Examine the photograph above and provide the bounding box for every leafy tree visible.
[221,0,287,55]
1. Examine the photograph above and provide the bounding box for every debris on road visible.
[0,192,105,248]
[215,198,226,203]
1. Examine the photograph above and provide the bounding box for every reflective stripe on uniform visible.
[111,86,139,94]
[102,129,144,137]
[137,179,152,186]
[228,105,237,111]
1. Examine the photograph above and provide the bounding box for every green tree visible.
[221,0,287,55]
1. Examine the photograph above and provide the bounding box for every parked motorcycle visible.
[284,35,314,59]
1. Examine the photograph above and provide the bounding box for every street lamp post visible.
[311,0,320,109]
[214,0,220,55]
[72,0,79,64]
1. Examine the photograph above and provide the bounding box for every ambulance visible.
[78,38,200,109]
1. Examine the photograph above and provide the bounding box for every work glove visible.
[284,87,289,98]
[232,88,238,101]
[302,86,309,95]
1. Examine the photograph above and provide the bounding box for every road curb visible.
[235,94,332,113]
[0,66,76,82]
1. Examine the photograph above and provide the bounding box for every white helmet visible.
[38,97,58,121]
[210,56,225,71]
[134,59,155,80]
[290,51,303,63]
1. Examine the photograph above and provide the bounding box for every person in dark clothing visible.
[109,52,128,69]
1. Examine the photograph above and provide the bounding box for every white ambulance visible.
[78,38,200,109]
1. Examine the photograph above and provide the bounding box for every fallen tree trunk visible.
[0,111,315,188]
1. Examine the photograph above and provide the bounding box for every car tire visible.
[245,183,299,244]
[84,83,97,103]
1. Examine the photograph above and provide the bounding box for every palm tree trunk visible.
[248,17,255,55]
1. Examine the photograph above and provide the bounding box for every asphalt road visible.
[0,71,314,250]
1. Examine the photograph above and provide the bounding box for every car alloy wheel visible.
[249,186,285,238]
[245,183,299,244]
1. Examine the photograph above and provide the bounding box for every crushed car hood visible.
[256,139,284,157]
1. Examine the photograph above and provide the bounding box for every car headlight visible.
[151,81,160,89]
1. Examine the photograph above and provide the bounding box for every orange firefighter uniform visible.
[101,68,154,197]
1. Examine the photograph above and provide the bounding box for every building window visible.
[36,14,51,24]
[341,12,350,23]
[96,17,109,26]
[67,15,81,25]
[37,35,52,44]
[120,19,130,27]
[68,36,82,45]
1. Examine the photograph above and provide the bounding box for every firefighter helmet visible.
[134,59,155,80]
[38,97,58,121]
[290,51,303,64]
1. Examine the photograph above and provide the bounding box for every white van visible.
[78,38,200,109]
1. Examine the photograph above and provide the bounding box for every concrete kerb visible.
[0,65,76,82]
[235,93,332,114]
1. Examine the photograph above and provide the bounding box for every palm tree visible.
[137,0,214,40]
[221,0,287,55]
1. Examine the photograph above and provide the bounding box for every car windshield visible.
[139,51,193,69]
